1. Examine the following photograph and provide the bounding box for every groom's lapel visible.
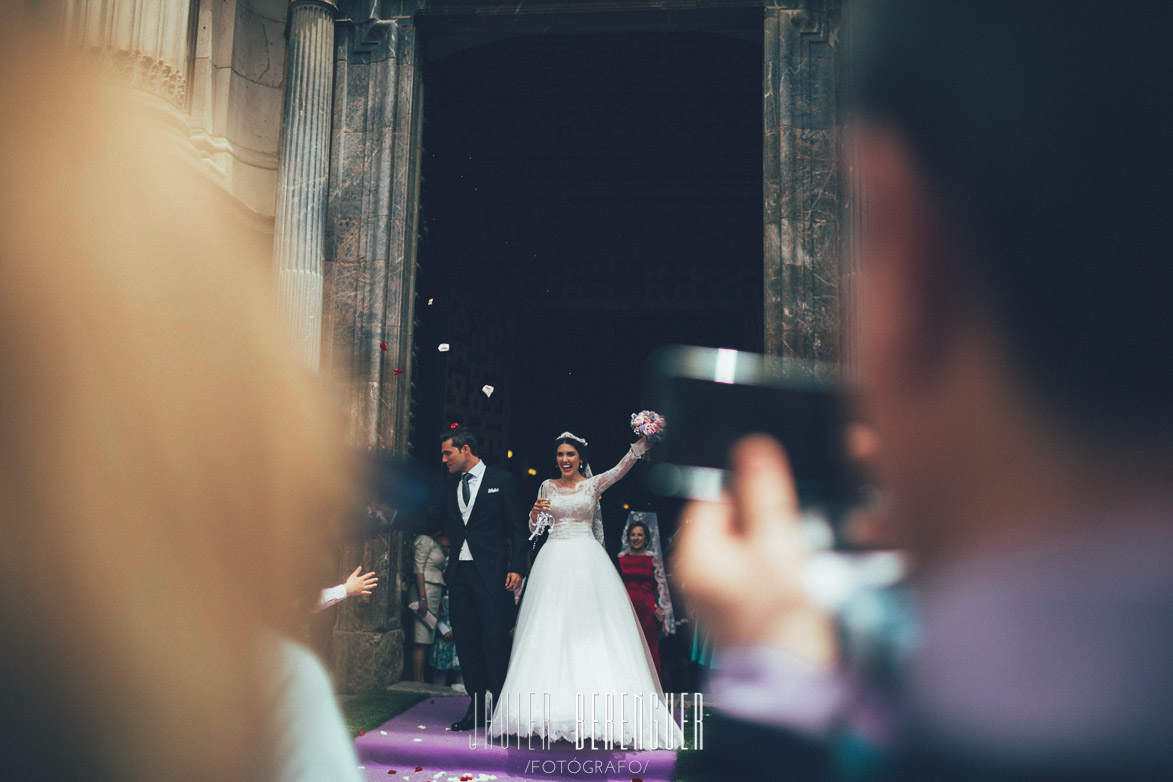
[467,468,494,523]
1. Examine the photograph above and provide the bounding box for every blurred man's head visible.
[848,1,1173,558]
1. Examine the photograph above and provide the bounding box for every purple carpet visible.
[355,696,677,782]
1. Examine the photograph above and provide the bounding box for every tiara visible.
[555,431,588,446]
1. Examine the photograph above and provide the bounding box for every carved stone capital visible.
[82,47,187,109]
[348,18,397,63]
[291,0,340,15]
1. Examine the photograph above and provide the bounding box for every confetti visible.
[412,737,423,742]
[415,767,423,772]
[481,384,494,398]
[357,730,365,736]
[379,342,388,351]
[380,730,388,735]
[393,368,404,375]
[418,725,426,729]
[427,298,434,306]
[450,422,460,429]
[438,343,450,352]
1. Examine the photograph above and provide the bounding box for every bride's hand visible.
[530,498,550,519]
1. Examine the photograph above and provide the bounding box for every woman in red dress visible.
[619,518,669,683]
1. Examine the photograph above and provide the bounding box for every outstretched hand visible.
[343,566,378,598]
[671,435,837,669]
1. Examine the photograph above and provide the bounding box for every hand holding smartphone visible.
[645,346,865,542]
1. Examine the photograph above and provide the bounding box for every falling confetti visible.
[358,730,365,736]
[481,384,494,398]
[427,298,434,305]
[438,343,450,352]
[379,342,388,351]
[393,368,404,376]
[450,422,460,429]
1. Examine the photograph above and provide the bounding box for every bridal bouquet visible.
[630,410,667,442]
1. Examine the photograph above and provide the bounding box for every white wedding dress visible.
[488,440,684,749]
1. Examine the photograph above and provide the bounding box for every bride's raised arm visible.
[590,439,651,494]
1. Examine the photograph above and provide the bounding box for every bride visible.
[488,431,684,749]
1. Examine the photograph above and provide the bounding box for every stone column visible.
[763,2,843,368]
[273,0,338,371]
[322,5,426,694]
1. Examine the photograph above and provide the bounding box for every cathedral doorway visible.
[409,20,762,532]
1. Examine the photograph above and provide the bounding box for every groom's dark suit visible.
[444,463,527,710]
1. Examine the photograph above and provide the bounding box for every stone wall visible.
[763,1,843,367]
[190,0,287,216]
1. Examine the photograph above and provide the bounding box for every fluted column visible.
[274,0,338,371]
[56,0,192,108]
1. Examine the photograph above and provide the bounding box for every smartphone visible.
[644,346,862,515]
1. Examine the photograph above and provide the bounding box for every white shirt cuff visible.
[315,583,347,612]
[707,644,847,738]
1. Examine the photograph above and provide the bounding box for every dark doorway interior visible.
[410,25,762,544]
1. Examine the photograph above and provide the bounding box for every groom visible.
[440,427,526,731]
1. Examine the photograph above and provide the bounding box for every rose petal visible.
[358,730,365,736]
[379,342,388,351]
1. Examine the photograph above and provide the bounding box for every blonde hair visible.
[0,28,352,782]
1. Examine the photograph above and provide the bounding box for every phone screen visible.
[645,347,862,510]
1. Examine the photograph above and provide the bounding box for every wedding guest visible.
[674,2,1173,780]
[0,26,360,782]
[430,591,463,689]
[618,512,675,683]
[409,528,448,681]
[317,566,380,612]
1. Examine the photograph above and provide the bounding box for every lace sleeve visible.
[590,439,650,494]
[590,503,605,547]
